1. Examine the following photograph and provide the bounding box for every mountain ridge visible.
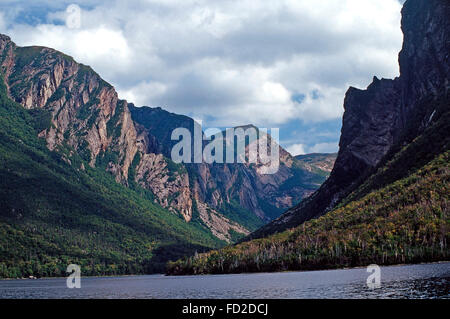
[165,0,449,275]
[0,33,335,245]
[246,0,450,240]
[0,69,224,277]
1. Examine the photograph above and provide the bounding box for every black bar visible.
[0,299,448,318]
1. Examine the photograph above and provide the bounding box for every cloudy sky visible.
[0,0,405,155]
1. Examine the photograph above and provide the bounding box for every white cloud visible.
[118,81,167,107]
[7,23,132,82]
[308,142,339,154]
[286,143,307,156]
[0,12,5,32]
[0,0,403,145]
[191,7,241,38]
[286,142,338,156]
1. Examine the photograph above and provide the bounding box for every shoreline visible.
[165,259,450,277]
[1,260,448,281]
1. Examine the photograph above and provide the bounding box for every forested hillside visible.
[0,74,223,278]
[167,148,449,274]
[166,0,450,275]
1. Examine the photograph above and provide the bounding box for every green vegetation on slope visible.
[342,93,450,206]
[219,199,265,231]
[0,74,223,279]
[167,150,449,275]
[279,160,329,193]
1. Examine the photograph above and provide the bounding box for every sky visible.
[0,0,404,155]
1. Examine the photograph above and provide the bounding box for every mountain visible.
[167,149,449,275]
[128,104,335,238]
[0,29,335,276]
[166,0,450,275]
[0,33,333,244]
[247,0,450,240]
[0,67,223,278]
[295,153,337,175]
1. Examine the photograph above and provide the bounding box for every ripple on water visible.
[0,262,449,299]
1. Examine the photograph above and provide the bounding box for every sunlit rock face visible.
[0,33,335,242]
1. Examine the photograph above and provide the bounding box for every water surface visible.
[0,262,448,299]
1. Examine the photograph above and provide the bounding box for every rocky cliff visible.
[0,34,334,243]
[0,36,138,183]
[130,106,332,230]
[248,0,450,239]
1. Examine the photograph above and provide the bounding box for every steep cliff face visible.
[130,106,332,230]
[249,0,450,239]
[399,0,450,125]
[0,36,245,242]
[0,72,226,276]
[0,36,138,183]
[0,34,334,242]
[134,153,193,222]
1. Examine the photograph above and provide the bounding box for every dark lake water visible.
[0,262,449,299]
